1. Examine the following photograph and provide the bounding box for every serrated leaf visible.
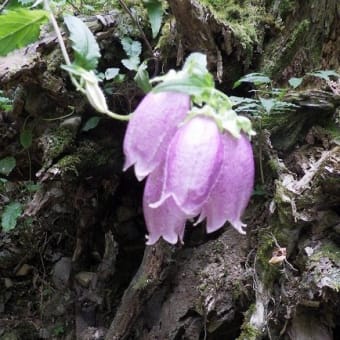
[0,156,16,176]
[144,0,164,38]
[20,129,33,149]
[233,73,271,89]
[82,116,101,131]
[288,77,303,89]
[0,9,48,56]
[64,15,101,70]
[121,37,142,59]
[134,61,152,93]
[1,202,22,232]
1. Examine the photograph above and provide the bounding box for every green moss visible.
[55,154,81,176]
[307,242,340,292]
[310,242,340,264]
[256,231,283,286]
[44,127,74,162]
[278,0,295,19]
[262,19,312,77]
[200,0,265,64]
[237,323,261,340]
[286,20,310,51]
[236,304,261,340]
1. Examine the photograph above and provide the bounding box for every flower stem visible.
[43,0,132,122]
[43,0,71,65]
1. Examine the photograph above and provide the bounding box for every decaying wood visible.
[0,1,340,339]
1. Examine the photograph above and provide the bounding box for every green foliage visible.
[82,116,101,131]
[288,77,303,89]
[105,67,120,80]
[259,97,275,114]
[308,70,339,81]
[121,37,142,71]
[20,129,33,149]
[1,202,22,232]
[0,156,16,176]
[0,8,48,56]
[0,91,13,112]
[64,15,101,70]
[232,73,300,117]
[233,73,271,88]
[134,61,152,93]
[18,0,36,5]
[143,0,164,38]
[152,53,214,97]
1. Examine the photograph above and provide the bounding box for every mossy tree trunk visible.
[0,1,339,340]
[107,1,340,339]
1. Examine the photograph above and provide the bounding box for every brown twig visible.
[117,0,154,56]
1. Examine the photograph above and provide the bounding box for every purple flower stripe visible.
[143,163,187,245]
[198,133,254,234]
[150,115,223,215]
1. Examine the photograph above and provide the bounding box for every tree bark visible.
[0,1,339,340]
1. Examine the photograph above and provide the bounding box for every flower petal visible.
[200,133,254,234]
[123,92,190,181]
[151,115,223,215]
[143,164,187,245]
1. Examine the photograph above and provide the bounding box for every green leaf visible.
[0,156,16,176]
[144,0,164,38]
[259,97,275,114]
[0,91,12,111]
[183,52,208,75]
[134,61,152,93]
[1,202,22,232]
[24,181,41,192]
[122,56,140,71]
[121,37,142,58]
[121,37,141,71]
[152,74,213,96]
[105,67,120,80]
[82,116,101,131]
[18,0,36,5]
[0,9,48,56]
[64,15,101,70]
[20,129,33,149]
[308,70,340,81]
[288,77,303,89]
[233,73,271,89]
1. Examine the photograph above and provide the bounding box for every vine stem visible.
[43,0,71,65]
[118,0,154,55]
[43,0,132,122]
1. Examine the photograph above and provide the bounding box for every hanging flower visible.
[123,91,190,181]
[143,163,188,245]
[197,132,254,235]
[144,115,254,244]
[122,53,255,245]
[150,115,224,215]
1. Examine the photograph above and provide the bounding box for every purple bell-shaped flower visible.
[123,92,190,180]
[197,132,254,235]
[145,116,254,244]
[143,163,188,245]
[150,115,223,215]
